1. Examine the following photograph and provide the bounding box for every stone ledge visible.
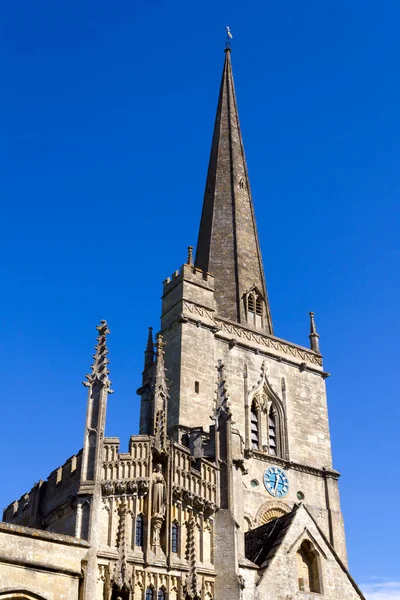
[0,521,89,547]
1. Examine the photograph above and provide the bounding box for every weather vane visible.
[225,26,233,49]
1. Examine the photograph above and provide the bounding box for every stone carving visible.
[115,481,126,495]
[151,464,166,550]
[138,479,149,493]
[152,464,166,517]
[127,480,138,494]
[182,300,323,366]
[103,481,114,495]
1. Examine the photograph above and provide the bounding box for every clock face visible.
[263,467,289,498]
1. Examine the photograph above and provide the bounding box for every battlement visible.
[163,264,214,295]
[3,450,82,527]
[102,436,151,481]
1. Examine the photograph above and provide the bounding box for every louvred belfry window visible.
[268,408,277,455]
[251,403,259,449]
[245,288,265,328]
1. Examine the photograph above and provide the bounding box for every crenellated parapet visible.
[102,436,151,481]
[3,451,83,533]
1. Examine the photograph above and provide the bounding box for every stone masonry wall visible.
[0,522,88,600]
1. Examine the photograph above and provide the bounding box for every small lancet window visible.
[251,402,259,450]
[296,540,321,593]
[158,588,166,600]
[172,522,179,553]
[146,588,154,600]
[135,514,144,547]
[239,177,245,190]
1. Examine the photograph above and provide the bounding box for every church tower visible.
[157,46,355,598]
[1,45,365,600]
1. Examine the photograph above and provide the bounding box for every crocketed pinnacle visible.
[153,335,169,401]
[195,49,273,333]
[83,320,113,392]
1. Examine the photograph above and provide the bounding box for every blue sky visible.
[1,1,399,597]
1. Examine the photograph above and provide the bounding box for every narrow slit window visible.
[195,381,200,394]
[172,522,179,553]
[135,514,144,547]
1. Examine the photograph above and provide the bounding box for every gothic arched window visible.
[135,514,144,547]
[296,540,321,593]
[251,402,260,450]
[245,289,265,328]
[171,522,179,553]
[145,587,154,600]
[158,588,166,600]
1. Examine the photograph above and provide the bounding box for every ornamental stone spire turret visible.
[195,48,273,334]
[81,319,113,486]
[152,334,169,451]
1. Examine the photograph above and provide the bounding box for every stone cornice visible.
[246,451,340,480]
[0,521,89,547]
[177,300,323,370]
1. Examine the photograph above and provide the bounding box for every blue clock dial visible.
[263,467,289,498]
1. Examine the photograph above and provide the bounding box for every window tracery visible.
[247,362,288,459]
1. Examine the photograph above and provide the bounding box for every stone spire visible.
[144,326,155,372]
[195,48,273,334]
[309,311,320,353]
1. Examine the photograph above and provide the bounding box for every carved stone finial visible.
[309,311,321,354]
[83,320,113,393]
[187,245,194,266]
[212,360,232,423]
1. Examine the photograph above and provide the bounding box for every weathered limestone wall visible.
[159,265,347,564]
[255,506,363,600]
[0,522,88,600]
